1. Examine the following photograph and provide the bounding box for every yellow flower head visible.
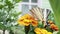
[47,32,52,34]
[34,28,52,34]
[34,28,42,34]
[17,14,38,26]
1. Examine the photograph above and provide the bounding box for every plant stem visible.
[25,25,30,34]
[3,29,5,34]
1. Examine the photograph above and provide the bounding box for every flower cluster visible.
[17,14,38,26]
[34,28,52,34]
[17,14,58,34]
[48,20,59,31]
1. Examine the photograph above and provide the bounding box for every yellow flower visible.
[34,28,52,34]
[34,28,41,34]
[17,14,38,26]
[17,19,31,26]
[47,32,52,34]
[42,29,48,34]
[23,19,31,26]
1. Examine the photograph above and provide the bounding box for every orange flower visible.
[17,14,38,26]
[48,20,59,31]
[31,19,38,27]
[50,24,59,31]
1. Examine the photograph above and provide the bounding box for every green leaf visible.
[14,0,21,3]
[49,0,60,34]
[0,5,4,9]
[46,26,53,33]
[5,0,14,10]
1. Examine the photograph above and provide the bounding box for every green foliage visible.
[49,0,60,34]
[48,12,54,21]
[46,26,53,33]
[0,0,21,31]
[11,25,25,34]
[14,0,21,3]
[0,23,5,30]
[38,21,44,28]
[0,5,4,9]
[5,0,14,10]
[28,25,36,34]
